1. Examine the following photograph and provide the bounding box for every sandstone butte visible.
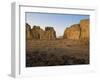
[26,23,56,40]
[26,19,89,41]
[63,19,89,41]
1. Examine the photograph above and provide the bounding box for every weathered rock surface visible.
[26,23,33,40]
[44,27,56,40]
[63,19,89,41]
[26,19,89,41]
[80,19,89,40]
[63,24,80,40]
[31,25,44,39]
[26,24,56,40]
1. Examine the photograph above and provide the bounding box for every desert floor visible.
[26,39,89,67]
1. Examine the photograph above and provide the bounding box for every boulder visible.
[26,23,33,40]
[63,24,81,40]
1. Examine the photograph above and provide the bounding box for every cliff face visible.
[63,19,89,41]
[26,23,33,40]
[26,19,89,41]
[31,25,44,39]
[80,19,89,40]
[63,24,81,40]
[26,24,56,40]
[44,27,56,40]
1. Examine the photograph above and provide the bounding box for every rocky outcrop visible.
[80,19,89,40]
[26,24,56,40]
[26,23,33,40]
[63,19,89,41]
[44,27,56,40]
[63,24,81,40]
[26,19,89,41]
[31,25,44,39]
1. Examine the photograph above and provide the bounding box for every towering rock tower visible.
[44,27,56,40]
[31,25,44,39]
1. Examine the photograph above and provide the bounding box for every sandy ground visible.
[26,39,89,67]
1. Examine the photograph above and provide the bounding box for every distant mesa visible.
[26,19,89,41]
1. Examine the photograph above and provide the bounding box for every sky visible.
[25,12,89,37]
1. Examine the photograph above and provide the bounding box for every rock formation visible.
[26,24,56,40]
[26,23,33,40]
[63,24,81,40]
[80,19,89,40]
[44,27,56,40]
[63,19,89,41]
[31,25,44,39]
[26,19,89,41]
